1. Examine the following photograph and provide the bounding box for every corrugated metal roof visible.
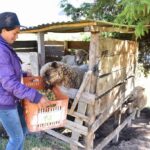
[21,20,137,34]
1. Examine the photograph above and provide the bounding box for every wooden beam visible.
[69,71,92,114]
[44,41,64,45]
[67,110,89,122]
[96,65,135,97]
[70,101,88,150]
[21,21,96,33]
[70,72,92,149]
[84,25,134,33]
[37,32,45,70]
[45,129,85,148]
[94,110,136,150]
[90,91,129,134]
[65,120,88,136]
[64,41,68,55]
[59,86,95,105]
[12,40,37,48]
[85,32,99,150]
[89,32,99,71]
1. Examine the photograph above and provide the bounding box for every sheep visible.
[61,49,88,66]
[127,86,147,117]
[40,61,86,89]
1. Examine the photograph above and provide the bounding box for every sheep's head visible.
[75,49,88,65]
[43,62,64,86]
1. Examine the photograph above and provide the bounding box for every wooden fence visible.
[12,38,138,150]
[13,40,89,75]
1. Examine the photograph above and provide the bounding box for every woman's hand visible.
[38,96,50,107]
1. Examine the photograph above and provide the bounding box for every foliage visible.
[80,33,91,41]
[115,0,150,38]
[88,0,122,21]
[60,0,121,21]
[138,39,150,76]
[60,0,92,21]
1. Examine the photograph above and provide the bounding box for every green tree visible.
[115,0,150,38]
[60,0,92,21]
[60,0,121,21]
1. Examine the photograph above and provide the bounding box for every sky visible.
[0,0,94,27]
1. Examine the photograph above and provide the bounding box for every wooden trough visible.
[19,20,139,150]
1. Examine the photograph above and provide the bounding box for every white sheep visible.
[127,86,147,117]
[61,49,88,66]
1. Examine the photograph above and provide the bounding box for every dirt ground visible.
[103,108,150,150]
[102,76,150,150]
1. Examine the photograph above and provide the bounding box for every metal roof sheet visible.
[20,20,137,34]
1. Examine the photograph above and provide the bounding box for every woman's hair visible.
[0,27,16,33]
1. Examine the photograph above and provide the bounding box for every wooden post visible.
[29,52,39,76]
[88,33,99,71]
[85,32,99,150]
[112,108,122,143]
[69,31,100,150]
[64,41,68,55]
[37,32,45,70]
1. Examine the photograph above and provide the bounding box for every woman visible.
[0,12,49,150]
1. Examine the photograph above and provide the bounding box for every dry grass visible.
[0,132,70,150]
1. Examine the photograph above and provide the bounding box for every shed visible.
[20,20,139,150]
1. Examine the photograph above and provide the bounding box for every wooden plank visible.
[99,53,136,75]
[70,102,88,150]
[96,65,135,96]
[67,110,89,122]
[64,41,68,54]
[98,38,138,55]
[12,40,37,48]
[69,71,92,114]
[70,73,92,149]
[45,129,85,148]
[70,69,93,149]
[89,33,98,71]
[91,80,134,134]
[95,84,125,120]
[94,110,136,150]
[59,86,95,105]
[68,41,89,51]
[65,120,88,136]
[14,48,37,52]
[95,77,134,117]
[44,41,64,45]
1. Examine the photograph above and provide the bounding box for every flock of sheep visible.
[40,49,88,89]
[40,49,148,117]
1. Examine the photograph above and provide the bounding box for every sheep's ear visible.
[51,61,58,68]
